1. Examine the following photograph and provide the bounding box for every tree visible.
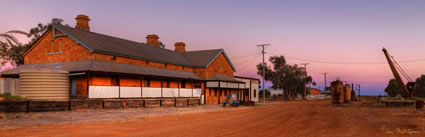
[384,79,400,97]
[416,75,425,98]
[257,56,313,99]
[259,89,271,97]
[0,30,29,66]
[0,18,67,67]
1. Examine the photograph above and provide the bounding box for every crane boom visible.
[382,48,410,98]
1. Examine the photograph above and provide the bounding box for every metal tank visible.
[19,70,70,100]
[331,80,344,104]
[344,84,351,102]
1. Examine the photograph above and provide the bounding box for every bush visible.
[0,93,27,101]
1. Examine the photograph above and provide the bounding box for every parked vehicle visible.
[223,94,240,107]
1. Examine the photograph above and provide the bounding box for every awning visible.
[0,60,203,80]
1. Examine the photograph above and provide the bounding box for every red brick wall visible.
[24,29,235,80]
[76,77,88,99]
[199,53,234,79]
[24,30,92,64]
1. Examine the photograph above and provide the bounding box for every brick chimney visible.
[174,42,186,52]
[146,34,159,46]
[75,14,90,31]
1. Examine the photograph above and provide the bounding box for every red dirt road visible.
[2,99,425,137]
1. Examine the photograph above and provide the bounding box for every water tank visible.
[344,84,351,102]
[19,70,70,100]
[331,80,344,104]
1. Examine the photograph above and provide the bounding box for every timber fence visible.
[0,98,200,113]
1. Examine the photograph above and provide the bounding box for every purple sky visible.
[1,0,425,95]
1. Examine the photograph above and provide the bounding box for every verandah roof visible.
[0,60,203,80]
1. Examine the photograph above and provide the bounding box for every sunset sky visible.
[1,0,425,95]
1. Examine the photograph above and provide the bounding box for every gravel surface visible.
[0,103,268,131]
[3,97,423,137]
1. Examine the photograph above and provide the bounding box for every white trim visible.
[206,81,219,88]
[179,88,192,97]
[162,88,179,97]
[142,87,162,97]
[120,86,142,98]
[220,82,227,88]
[89,86,119,98]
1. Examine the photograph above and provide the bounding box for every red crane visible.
[382,48,416,98]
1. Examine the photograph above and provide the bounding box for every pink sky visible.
[1,0,425,95]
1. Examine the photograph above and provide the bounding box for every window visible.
[194,83,201,88]
[180,81,186,88]
[165,80,170,88]
[57,39,63,53]
[254,89,257,98]
[49,40,55,54]
[144,79,150,87]
[219,61,223,70]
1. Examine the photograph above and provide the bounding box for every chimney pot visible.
[174,42,186,52]
[146,34,159,46]
[75,14,90,31]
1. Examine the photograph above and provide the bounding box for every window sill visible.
[48,52,55,55]
[56,52,64,54]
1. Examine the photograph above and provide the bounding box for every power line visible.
[231,53,259,60]
[236,55,261,73]
[266,45,425,65]
[234,53,260,67]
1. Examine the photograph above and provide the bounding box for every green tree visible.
[0,18,67,67]
[0,30,29,66]
[384,79,400,97]
[257,56,313,99]
[416,75,425,98]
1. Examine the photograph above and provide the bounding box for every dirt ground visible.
[1,97,425,137]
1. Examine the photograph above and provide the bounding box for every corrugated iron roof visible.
[0,60,202,80]
[53,24,236,71]
[207,74,243,83]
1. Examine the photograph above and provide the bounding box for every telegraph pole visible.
[358,84,361,101]
[300,63,309,101]
[323,73,328,94]
[257,44,270,102]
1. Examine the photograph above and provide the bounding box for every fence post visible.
[15,79,19,96]
[4,79,9,95]
[8,79,14,96]
[0,79,4,94]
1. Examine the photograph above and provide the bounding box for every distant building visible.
[269,89,283,96]
[310,88,321,95]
